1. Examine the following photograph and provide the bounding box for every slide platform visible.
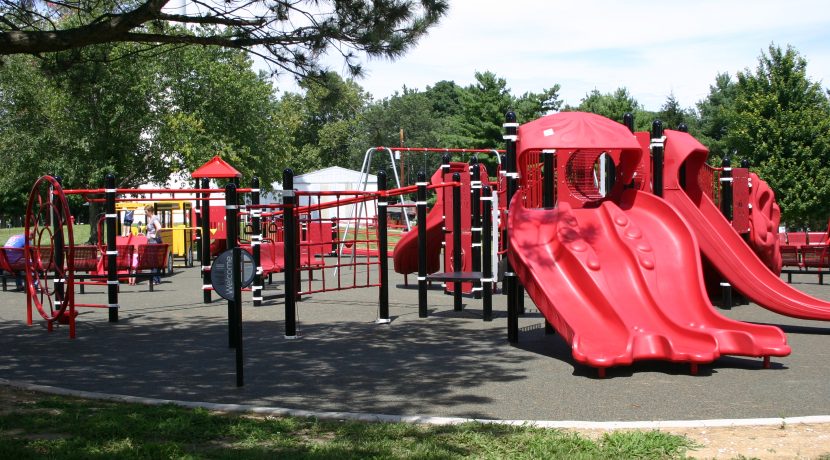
[508,189,790,370]
[661,130,830,321]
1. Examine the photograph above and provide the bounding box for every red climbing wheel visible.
[24,175,76,335]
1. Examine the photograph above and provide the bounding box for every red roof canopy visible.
[191,155,242,179]
[517,112,641,152]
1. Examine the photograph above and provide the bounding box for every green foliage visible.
[156,45,289,187]
[565,88,655,131]
[696,45,830,225]
[695,73,737,161]
[0,1,449,85]
[657,93,694,132]
[287,72,368,172]
[0,391,696,459]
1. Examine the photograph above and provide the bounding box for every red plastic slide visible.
[392,168,444,276]
[661,130,830,320]
[508,189,789,370]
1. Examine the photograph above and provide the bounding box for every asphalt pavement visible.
[0,264,828,422]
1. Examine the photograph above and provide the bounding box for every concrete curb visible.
[4,378,829,430]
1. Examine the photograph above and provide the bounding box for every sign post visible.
[210,248,255,386]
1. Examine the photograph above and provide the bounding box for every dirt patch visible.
[573,424,830,459]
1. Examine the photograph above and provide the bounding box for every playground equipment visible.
[505,111,790,376]
[19,171,244,338]
[657,129,830,320]
[116,200,197,268]
[746,171,783,274]
[393,157,494,295]
[778,225,830,283]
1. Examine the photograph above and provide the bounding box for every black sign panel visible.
[210,249,255,301]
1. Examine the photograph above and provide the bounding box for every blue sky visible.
[273,0,830,111]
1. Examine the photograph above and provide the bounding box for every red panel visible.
[731,168,750,234]
[747,173,782,274]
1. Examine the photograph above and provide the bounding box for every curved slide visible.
[393,167,446,276]
[392,204,443,275]
[508,189,789,370]
[662,130,830,321]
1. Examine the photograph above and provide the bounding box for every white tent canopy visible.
[266,166,378,220]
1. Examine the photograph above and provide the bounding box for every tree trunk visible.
[87,201,101,245]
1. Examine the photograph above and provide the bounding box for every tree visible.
[354,88,444,183]
[284,72,368,171]
[657,93,693,132]
[0,42,289,238]
[726,45,830,225]
[156,44,289,186]
[566,87,654,131]
[444,71,561,150]
[695,73,737,160]
[0,0,448,80]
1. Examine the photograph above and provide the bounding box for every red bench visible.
[780,243,830,284]
[0,247,25,291]
[132,243,171,291]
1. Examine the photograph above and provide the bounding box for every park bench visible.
[0,247,25,291]
[779,234,830,283]
[132,243,171,291]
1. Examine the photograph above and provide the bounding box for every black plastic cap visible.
[282,168,294,189]
[505,111,516,123]
[651,120,663,138]
[677,123,689,133]
[623,113,635,133]
[417,171,426,182]
[741,158,750,168]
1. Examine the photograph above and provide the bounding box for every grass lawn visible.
[0,225,92,246]
[0,386,696,459]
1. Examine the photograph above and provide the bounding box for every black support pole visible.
[720,156,734,310]
[417,171,428,318]
[201,178,212,303]
[283,169,298,338]
[52,176,66,320]
[377,170,390,324]
[482,185,493,321]
[470,156,482,300]
[651,120,664,197]
[542,152,556,335]
[105,173,118,322]
[251,177,263,307]
[721,156,733,221]
[543,151,555,209]
[195,179,202,263]
[225,183,239,348]
[677,124,689,190]
[452,172,463,311]
[623,112,634,133]
[504,111,519,343]
[233,246,244,386]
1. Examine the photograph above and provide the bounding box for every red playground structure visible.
[658,129,830,320]
[506,112,790,376]
[393,159,491,294]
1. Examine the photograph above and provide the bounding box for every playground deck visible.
[1,265,829,422]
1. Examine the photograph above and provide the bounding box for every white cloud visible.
[271,0,830,111]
